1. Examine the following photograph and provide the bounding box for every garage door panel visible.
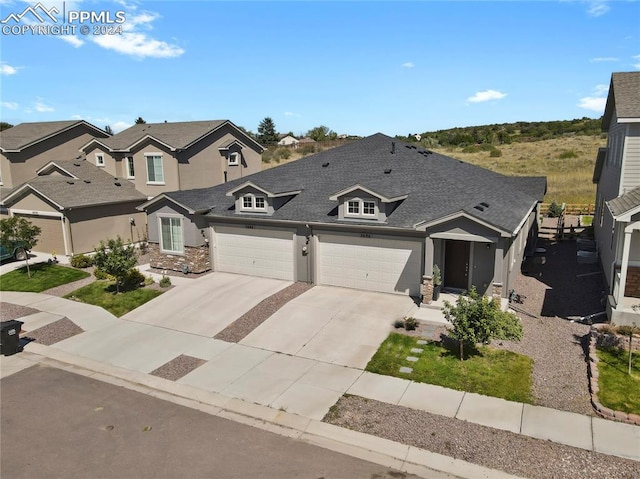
[15,214,65,254]
[215,226,294,281]
[318,235,421,296]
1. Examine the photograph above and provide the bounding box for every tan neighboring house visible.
[277,135,299,148]
[0,120,109,193]
[593,71,640,326]
[80,120,265,198]
[2,159,146,256]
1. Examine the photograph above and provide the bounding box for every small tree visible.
[134,117,146,124]
[104,125,114,135]
[0,216,41,278]
[306,125,337,142]
[442,287,523,360]
[257,117,278,145]
[92,237,138,293]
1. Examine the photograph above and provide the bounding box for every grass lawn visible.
[596,347,640,415]
[64,280,162,317]
[0,263,90,292]
[366,333,533,403]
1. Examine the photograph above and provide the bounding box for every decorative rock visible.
[406,356,419,362]
[416,340,427,345]
[628,413,640,425]
[399,366,413,374]
[410,348,424,354]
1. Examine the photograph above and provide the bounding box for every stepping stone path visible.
[406,356,419,362]
[399,367,413,374]
[410,348,423,354]
[416,340,427,345]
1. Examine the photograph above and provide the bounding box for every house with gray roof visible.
[0,120,109,193]
[592,71,640,325]
[140,133,546,304]
[2,159,147,256]
[80,120,265,198]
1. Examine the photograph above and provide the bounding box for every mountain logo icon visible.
[1,2,60,24]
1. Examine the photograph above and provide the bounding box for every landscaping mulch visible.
[150,355,206,381]
[324,395,640,479]
[0,302,39,321]
[24,317,84,346]
[214,282,314,343]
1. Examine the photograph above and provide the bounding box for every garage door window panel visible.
[160,217,184,254]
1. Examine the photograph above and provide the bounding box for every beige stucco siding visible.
[9,190,61,213]
[125,140,179,196]
[2,126,108,188]
[67,203,146,254]
[84,144,118,178]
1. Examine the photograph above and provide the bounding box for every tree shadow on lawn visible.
[438,334,484,360]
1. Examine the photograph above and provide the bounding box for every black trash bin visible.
[0,320,24,356]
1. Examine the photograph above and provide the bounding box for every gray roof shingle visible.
[608,186,640,218]
[4,159,146,209]
[0,120,105,152]
[603,72,640,130]
[162,134,546,234]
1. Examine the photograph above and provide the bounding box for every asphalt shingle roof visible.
[98,120,228,150]
[608,186,640,218]
[0,121,102,151]
[603,72,640,130]
[163,134,546,234]
[4,159,146,209]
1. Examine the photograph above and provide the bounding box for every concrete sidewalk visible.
[2,292,639,473]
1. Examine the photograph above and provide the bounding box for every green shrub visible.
[123,268,145,289]
[616,325,640,336]
[559,150,578,159]
[393,319,404,329]
[404,317,419,331]
[547,200,564,218]
[276,147,291,160]
[144,275,155,286]
[70,254,93,268]
[262,149,274,163]
[462,145,480,153]
[94,267,115,281]
[299,145,316,155]
[159,275,172,288]
[489,148,502,157]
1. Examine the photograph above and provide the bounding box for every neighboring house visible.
[0,120,109,193]
[140,134,545,304]
[2,159,146,256]
[298,137,316,145]
[80,120,264,198]
[592,71,640,326]
[277,135,299,148]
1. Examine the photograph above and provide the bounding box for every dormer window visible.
[363,201,376,216]
[345,198,378,218]
[228,152,240,166]
[241,194,266,211]
[96,153,105,167]
[348,200,360,214]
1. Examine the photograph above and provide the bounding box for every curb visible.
[12,342,524,479]
[587,328,640,426]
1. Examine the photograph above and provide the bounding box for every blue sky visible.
[1,0,639,136]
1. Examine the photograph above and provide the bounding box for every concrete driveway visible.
[124,272,291,337]
[240,286,416,369]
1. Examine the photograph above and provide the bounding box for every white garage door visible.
[318,234,422,296]
[15,214,65,255]
[214,225,294,281]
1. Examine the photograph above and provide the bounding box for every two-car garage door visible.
[14,214,66,255]
[318,234,422,296]
[213,225,294,281]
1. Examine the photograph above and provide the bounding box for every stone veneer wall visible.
[624,266,640,298]
[421,275,433,305]
[492,282,503,300]
[149,243,210,274]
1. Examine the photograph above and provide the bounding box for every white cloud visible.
[593,83,609,95]
[633,54,640,70]
[467,90,507,103]
[0,63,20,75]
[586,1,610,17]
[1,101,19,110]
[578,83,609,112]
[402,62,414,68]
[87,4,184,59]
[284,111,301,117]
[111,121,132,133]
[589,57,618,63]
[59,35,84,48]
[34,99,54,112]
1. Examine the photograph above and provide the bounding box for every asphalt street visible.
[1,364,422,479]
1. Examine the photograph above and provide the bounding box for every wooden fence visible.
[540,203,595,216]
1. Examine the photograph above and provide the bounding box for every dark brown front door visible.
[444,240,470,290]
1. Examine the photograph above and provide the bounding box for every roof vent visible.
[66,180,74,185]
[114,182,121,187]
[322,162,330,167]
[384,168,392,174]
[84,179,91,184]
[473,205,485,212]
[391,142,395,154]
[73,162,81,166]
[480,202,489,208]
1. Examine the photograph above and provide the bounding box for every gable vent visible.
[384,168,392,174]
[322,162,330,167]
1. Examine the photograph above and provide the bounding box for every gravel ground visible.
[215,282,314,342]
[0,302,39,321]
[42,266,96,297]
[324,395,640,479]
[23,317,84,346]
[150,354,206,381]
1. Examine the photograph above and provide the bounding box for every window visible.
[160,217,183,254]
[96,153,105,167]
[241,194,267,211]
[228,152,240,166]
[363,201,376,215]
[146,154,164,184]
[126,157,135,179]
[347,200,360,215]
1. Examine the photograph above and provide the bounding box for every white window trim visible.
[145,153,165,185]
[345,198,378,218]
[126,156,135,179]
[240,194,267,212]
[362,200,376,216]
[347,200,360,215]
[95,153,105,167]
[228,152,240,166]
[158,215,184,254]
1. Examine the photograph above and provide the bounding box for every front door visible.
[444,240,470,290]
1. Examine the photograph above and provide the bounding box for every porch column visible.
[617,225,633,305]
[421,237,435,305]
[492,242,504,299]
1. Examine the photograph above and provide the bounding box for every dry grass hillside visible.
[262,135,605,206]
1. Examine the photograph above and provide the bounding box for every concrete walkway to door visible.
[240,286,417,369]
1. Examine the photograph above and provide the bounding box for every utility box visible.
[0,320,24,356]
